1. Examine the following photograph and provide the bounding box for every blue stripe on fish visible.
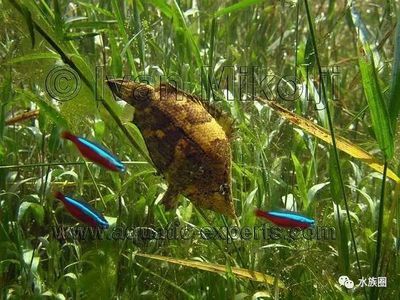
[255,209,315,229]
[267,210,315,225]
[77,137,126,172]
[63,195,109,229]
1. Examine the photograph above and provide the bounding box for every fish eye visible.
[133,84,152,100]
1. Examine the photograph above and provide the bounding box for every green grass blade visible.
[3,52,60,64]
[358,47,394,159]
[132,0,146,72]
[291,152,308,210]
[350,6,383,71]
[53,0,64,39]
[214,0,265,18]
[150,0,173,18]
[109,33,123,77]
[135,262,195,299]
[15,89,68,128]
[111,0,137,77]
[334,204,350,275]
[389,18,400,131]
[21,5,35,48]
[303,1,366,298]
[371,162,388,300]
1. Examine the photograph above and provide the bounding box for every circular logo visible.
[338,275,354,289]
[338,275,349,286]
[45,66,81,101]
[344,279,354,289]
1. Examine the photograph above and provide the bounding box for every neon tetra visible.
[54,192,109,229]
[61,131,125,172]
[255,209,315,229]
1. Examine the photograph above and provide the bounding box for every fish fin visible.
[204,104,235,140]
[160,186,180,210]
[186,92,235,139]
[160,82,235,139]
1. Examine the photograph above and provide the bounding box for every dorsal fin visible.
[160,82,235,139]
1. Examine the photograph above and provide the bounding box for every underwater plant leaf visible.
[136,253,284,288]
[258,97,399,182]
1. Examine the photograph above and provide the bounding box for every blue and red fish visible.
[61,131,125,172]
[255,209,315,229]
[54,192,109,229]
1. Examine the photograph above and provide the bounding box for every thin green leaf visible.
[64,32,104,40]
[350,6,383,70]
[53,0,64,39]
[66,20,117,30]
[109,34,123,77]
[111,0,137,76]
[15,89,68,128]
[3,53,60,64]
[328,149,341,204]
[333,204,350,275]
[291,152,308,209]
[358,47,394,159]
[214,0,265,18]
[135,253,285,288]
[133,0,146,71]
[389,18,400,130]
[21,6,35,48]
[150,0,173,18]
[18,202,45,225]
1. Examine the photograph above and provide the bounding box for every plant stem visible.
[371,160,388,299]
[303,0,366,298]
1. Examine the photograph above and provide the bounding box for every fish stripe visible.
[77,137,125,171]
[62,131,125,172]
[63,196,104,221]
[266,211,314,224]
[56,192,109,228]
[255,209,314,229]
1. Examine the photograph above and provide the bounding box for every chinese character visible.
[377,277,387,288]
[358,277,367,288]
[368,277,377,287]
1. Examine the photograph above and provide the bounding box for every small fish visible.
[61,131,125,172]
[54,192,109,229]
[255,209,315,229]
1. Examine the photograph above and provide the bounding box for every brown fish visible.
[107,80,236,218]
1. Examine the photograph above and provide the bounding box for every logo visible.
[45,65,81,102]
[338,275,354,289]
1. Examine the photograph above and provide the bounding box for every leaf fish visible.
[54,192,109,229]
[107,80,236,218]
[255,209,315,229]
[61,131,125,172]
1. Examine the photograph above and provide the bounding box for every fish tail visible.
[54,191,65,201]
[61,131,75,141]
[255,208,268,218]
